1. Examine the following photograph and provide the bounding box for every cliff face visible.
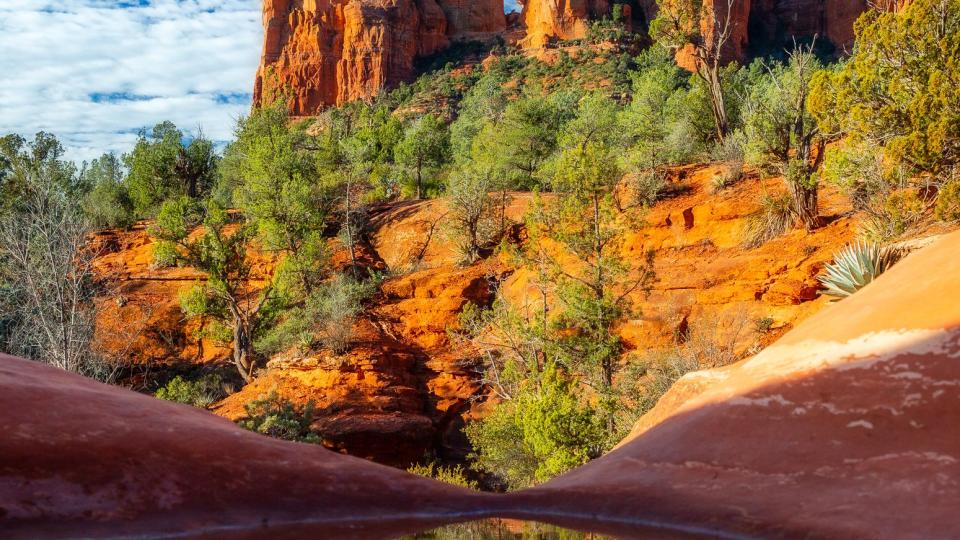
[255,0,505,115]
[747,0,870,54]
[519,0,611,48]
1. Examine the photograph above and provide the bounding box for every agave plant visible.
[818,242,904,299]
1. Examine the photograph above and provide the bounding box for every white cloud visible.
[0,0,262,163]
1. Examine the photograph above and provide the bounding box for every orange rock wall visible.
[519,0,611,48]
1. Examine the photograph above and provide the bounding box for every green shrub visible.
[407,462,478,490]
[239,389,320,443]
[629,168,668,207]
[754,317,775,334]
[80,153,136,229]
[818,242,905,299]
[860,188,925,242]
[935,179,960,222]
[155,374,225,408]
[466,365,603,490]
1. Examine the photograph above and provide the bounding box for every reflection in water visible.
[405,519,610,539]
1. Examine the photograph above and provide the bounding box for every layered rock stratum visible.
[4,230,958,538]
[255,0,872,115]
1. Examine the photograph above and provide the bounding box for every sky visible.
[0,0,520,164]
[0,0,263,163]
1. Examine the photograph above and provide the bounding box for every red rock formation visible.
[519,0,611,48]
[438,0,507,38]
[0,353,492,538]
[254,0,506,116]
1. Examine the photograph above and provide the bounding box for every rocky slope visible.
[5,230,959,538]
[91,163,864,468]
[255,0,872,115]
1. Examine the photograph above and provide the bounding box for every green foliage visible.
[407,462,478,490]
[0,132,86,214]
[80,153,136,229]
[240,389,320,443]
[466,364,603,489]
[936,179,960,223]
[395,114,450,199]
[223,101,333,294]
[475,93,578,190]
[819,140,908,211]
[859,189,926,243]
[256,273,377,356]
[125,122,218,216]
[446,162,500,265]
[743,49,825,228]
[155,374,225,408]
[621,47,707,168]
[151,198,277,382]
[810,0,960,176]
[818,242,904,299]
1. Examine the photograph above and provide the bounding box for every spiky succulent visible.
[818,242,904,299]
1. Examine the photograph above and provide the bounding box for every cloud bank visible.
[0,0,262,163]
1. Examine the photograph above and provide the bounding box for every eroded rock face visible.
[254,0,872,114]
[519,0,611,48]
[255,0,505,115]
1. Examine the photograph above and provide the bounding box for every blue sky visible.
[0,1,521,163]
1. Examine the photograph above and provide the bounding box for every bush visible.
[711,161,744,193]
[407,462,478,490]
[256,273,377,356]
[859,188,925,243]
[935,179,960,223]
[81,153,136,229]
[155,374,225,408]
[743,193,794,248]
[819,142,901,211]
[239,389,320,443]
[466,365,603,490]
[629,168,669,207]
[818,242,905,299]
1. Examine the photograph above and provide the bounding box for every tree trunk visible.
[704,65,729,143]
[416,160,423,200]
[790,180,821,230]
[233,316,255,383]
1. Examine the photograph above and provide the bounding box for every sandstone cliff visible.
[255,0,506,115]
